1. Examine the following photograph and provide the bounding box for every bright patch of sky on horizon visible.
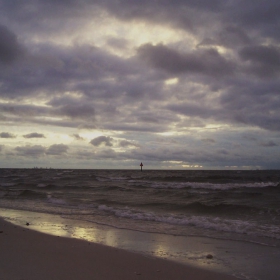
[0,1,280,169]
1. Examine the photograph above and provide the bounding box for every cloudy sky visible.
[0,0,280,169]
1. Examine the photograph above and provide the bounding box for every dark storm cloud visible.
[0,132,16,138]
[137,44,235,76]
[46,144,69,155]
[0,24,24,64]
[15,145,46,157]
[90,136,113,147]
[23,133,45,138]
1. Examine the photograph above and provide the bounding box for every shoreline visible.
[1,208,280,280]
[0,217,238,280]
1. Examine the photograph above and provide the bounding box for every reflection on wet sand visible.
[2,207,280,280]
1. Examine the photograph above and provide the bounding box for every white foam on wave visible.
[97,204,280,239]
[149,181,279,190]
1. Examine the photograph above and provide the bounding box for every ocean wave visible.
[0,183,17,187]
[1,189,46,199]
[47,197,68,205]
[179,201,258,214]
[97,204,280,239]
[147,181,279,190]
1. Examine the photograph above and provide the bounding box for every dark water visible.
[1,168,280,247]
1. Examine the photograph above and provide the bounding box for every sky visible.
[0,0,280,170]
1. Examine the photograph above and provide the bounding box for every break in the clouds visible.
[0,0,280,169]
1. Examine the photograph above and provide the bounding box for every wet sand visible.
[0,217,238,280]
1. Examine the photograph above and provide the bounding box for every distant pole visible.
[140,162,143,171]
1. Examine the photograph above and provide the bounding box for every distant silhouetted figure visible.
[140,162,143,171]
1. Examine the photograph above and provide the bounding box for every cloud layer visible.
[0,0,280,169]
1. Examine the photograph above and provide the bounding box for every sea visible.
[1,168,280,279]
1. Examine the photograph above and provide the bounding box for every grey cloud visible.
[106,37,129,50]
[243,134,257,141]
[46,144,69,155]
[138,116,159,124]
[0,24,24,64]
[15,145,46,157]
[72,134,84,141]
[0,132,16,138]
[137,44,235,76]
[103,123,167,133]
[260,140,278,147]
[90,136,113,147]
[95,0,225,33]
[23,132,45,138]
[118,140,140,148]
[1,1,279,44]
[0,103,49,117]
[0,101,96,128]
[226,1,280,40]
[239,45,280,77]
[198,26,252,49]
[55,104,95,120]
[166,103,218,120]
[220,79,280,131]
[0,1,223,32]
[14,143,69,157]
[201,138,216,144]
[0,0,280,168]
[217,26,252,47]
[95,148,117,159]
[0,41,141,100]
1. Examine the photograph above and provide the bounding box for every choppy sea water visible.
[1,169,280,244]
[1,169,280,279]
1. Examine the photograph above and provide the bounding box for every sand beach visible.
[0,217,239,280]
